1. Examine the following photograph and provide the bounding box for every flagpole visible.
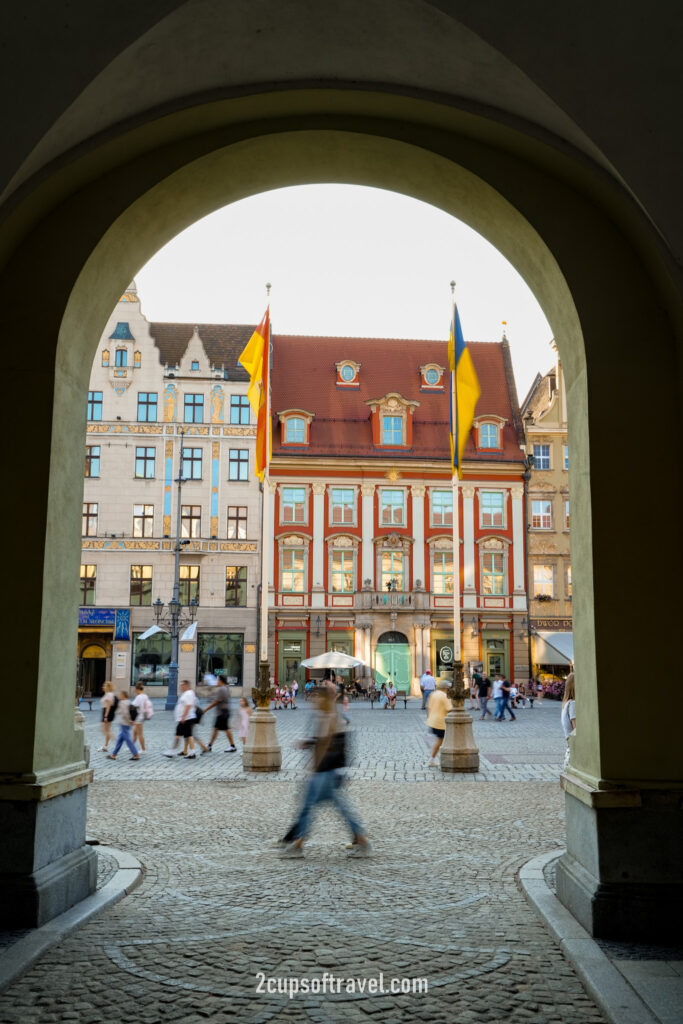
[441,280,479,773]
[450,281,462,665]
[259,282,271,665]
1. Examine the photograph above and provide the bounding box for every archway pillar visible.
[0,366,96,927]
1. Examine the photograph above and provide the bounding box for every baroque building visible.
[79,284,262,696]
[268,332,530,694]
[521,351,572,673]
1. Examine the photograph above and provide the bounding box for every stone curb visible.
[519,850,659,1024]
[0,845,143,993]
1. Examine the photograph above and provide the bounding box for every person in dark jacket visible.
[279,687,370,858]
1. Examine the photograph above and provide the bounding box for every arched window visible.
[479,422,499,448]
[285,417,305,443]
[115,348,128,367]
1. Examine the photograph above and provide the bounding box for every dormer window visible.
[285,417,305,443]
[191,360,199,371]
[474,415,506,451]
[277,408,314,445]
[335,360,361,387]
[366,392,419,449]
[382,415,403,445]
[419,363,446,391]
[115,349,128,367]
[480,423,498,448]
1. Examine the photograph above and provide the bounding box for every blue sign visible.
[114,610,130,641]
[78,608,130,641]
[79,608,115,626]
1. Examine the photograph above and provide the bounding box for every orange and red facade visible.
[268,333,531,693]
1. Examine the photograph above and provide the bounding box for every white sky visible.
[135,184,555,402]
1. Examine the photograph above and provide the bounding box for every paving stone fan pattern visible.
[0,777,605,1024]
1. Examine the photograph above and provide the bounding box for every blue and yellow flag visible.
[449,304,480,475]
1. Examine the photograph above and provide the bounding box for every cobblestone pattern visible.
[0,778,604,1024]
[85,700,566,783]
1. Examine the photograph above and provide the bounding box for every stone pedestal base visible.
[243,708,282,772]
[440,708,479,773]
[556,774,683,941]
[0,785,97,928]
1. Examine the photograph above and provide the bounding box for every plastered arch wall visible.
[9,91,681,794]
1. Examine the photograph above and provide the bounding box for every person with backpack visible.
[131,683,153,753]
[163,680,203,758]
[279,686,370,859]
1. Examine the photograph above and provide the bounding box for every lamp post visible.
[154,428,200,710]
[522,413,535,687]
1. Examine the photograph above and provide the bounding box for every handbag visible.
[194,702,203,723]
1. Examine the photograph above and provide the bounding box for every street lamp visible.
[152,428,201,710]
[522,412,535,686]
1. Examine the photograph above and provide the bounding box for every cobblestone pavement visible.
[0,700,606,1024]
[84,698,567,783]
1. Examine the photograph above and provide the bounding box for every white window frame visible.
[533,563,554,597]
[533,443,551,470]
[382,414,403,446]
[330,549,356,593]
[280,546,306,593]
[479,422,500,449]
[329,487,356,526]
[480,550,506,596]
[531,499,553,530]
[380,489,405,526]
[432,550,454,595]
[280,486,308,525]
[430,489,453,527]
[479,490,506,528]
[380,550,405,591]
[285,417,306,443]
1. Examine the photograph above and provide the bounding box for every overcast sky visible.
[135,184,555,401]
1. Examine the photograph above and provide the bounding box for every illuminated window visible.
[80,565,96,605]
[130,565,153,606]
[227,506,247,539]
[179,565,200,604]
[133,504,154,537]
[381,551,404,591]
[482,552,505,595]
[225,566,247,606]
[181,505,202,538]
[533,564,554,597]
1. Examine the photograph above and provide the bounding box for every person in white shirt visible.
[420,669,436,710]
[163,680,198,758]
[131,683,153,753]
[492,673,504,721]
[386,680,397,709]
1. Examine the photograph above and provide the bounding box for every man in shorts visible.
[203,677,237,752]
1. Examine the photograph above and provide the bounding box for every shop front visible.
[481,630,510,679]
[277,631,308,687]
[326,631,355,679]
[197,632,244,686]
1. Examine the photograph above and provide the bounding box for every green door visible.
[374,631,411,691]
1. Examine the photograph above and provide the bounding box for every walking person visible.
[107,690,140,761]
[291,679,298,709]
[478,673,491,719]
[499,674,517,721]
[238,696,252,745]
[561,672,576,768]
[426,680,452,766]
[131,683,153,753]
[469,666,482,712]
[492,672,504,720]
[279,687,370,859]
[163,680,200,758]
[203,677,238,752]
[98,681,117,752]
[420,668,436,710]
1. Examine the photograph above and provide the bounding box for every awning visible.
[534,631,574,666]
[300,651,367,669]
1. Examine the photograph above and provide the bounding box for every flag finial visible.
[502,320,508,340]
[450,280,456,297]
[266,282,271,299]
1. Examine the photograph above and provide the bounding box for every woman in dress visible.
[99,681,116,752]
[238,696,252,745]
[378,682,389,709]
[561,673,576,768]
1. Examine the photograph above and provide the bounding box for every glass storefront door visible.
[484,635,509,679]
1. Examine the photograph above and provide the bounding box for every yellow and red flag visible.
[238,307,272,480]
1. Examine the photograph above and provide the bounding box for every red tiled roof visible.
[271,335,523,463]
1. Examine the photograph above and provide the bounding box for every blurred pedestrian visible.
[131,683,153,753]
[478,673,491,719]
[291,680,298,708]
[279,687,370,859]
[107,690,139,761]
[426,680,452,766]
[238,696,252,745]
[420,668,435,710]
[492,673,504,720]
[163,680,200,758]
[561,673,576,768]
[469,666,482,712]
[203,678,237,752]
[98,681,117,752]
[498,673,516,721]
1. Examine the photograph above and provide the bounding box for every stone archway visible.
[2,67,681,935]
